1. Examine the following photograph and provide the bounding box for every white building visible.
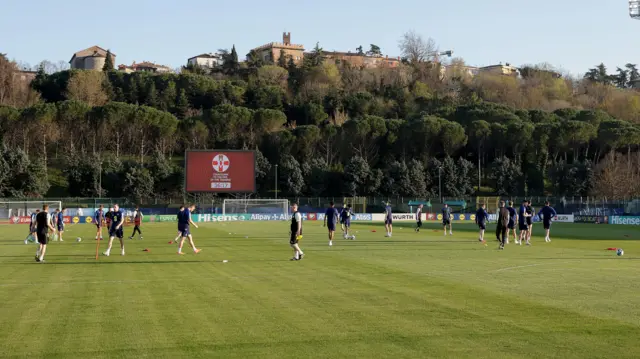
[187,53,224,69]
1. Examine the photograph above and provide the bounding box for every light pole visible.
[274,164,278,200]
[438,167,443,203]
[98,160,102,198]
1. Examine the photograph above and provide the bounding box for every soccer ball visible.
[617,248,624,256]
[350,235,356,240]
[76,237,82,242]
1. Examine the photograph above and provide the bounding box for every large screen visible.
[185,150,256,193]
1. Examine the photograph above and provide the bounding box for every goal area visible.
[0,201,62,221]
[222,199,289,216]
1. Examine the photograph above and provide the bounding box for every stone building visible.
[69,46,116,70]
[319,52,400,69]
[118,61,172,73]
[250,32,305,64]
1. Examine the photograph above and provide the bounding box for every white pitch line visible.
[493,263,544,272]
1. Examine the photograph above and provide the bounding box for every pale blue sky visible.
[0,0,636,75]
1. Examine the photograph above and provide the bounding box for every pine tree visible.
[128,77,139,104]
[145,82,158,107]
[160,81,177,112]
[102,50,114,72]
[222,45,240,75]
[277,49,288,68]
[175,89,189,119]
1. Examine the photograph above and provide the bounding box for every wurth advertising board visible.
[185,150,256,193]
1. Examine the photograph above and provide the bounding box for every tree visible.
[489,156,522,195]
[277,49,288,68]
[367,44,382,56]
[278,154,304,196]
[343,156,380,196]
[145,81,158,107]
[221,46,240,75]
[584,63,611,85]
[303,42,325,69]
[626,63,640,84]
[356,46,364,56]
[122,163,154,202]
[102,50,114,72]
[159,81,177,112]
[246,49,265,70]
[398,30,437,63]
[66,70,108,106]
[0,54,40,107]
[175,89,189,119]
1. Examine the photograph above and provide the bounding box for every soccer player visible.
[103,204,125,257]
[526,200,534,243]
[50,208,59,241]
[507,201,518,245]
[442,203,452,236]
[178,204,201,255]
[129,206,143,240]
[289,203,304,261]
[538,201,557,242]
[384,202,393,237]
[324,202,339,246]
[56,208,66,242]
[35,204,55,263]
[25,209,39,244]
[518,200,530,245]
[173,205,185,244]
[475,203,489,243]
[105,207,114,230]
[496,201,509,250]
[343,204,354,239]
[94,205,105,240]
[415,204,423,232]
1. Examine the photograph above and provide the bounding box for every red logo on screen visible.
[212,154,230,173]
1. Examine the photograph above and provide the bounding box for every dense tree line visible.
[1,41,640,200]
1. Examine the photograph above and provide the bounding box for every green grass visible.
[1,221,639,358]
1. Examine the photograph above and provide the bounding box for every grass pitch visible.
[0,220,639,359]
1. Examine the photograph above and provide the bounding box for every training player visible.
[178,204,200,255]
[526,200,534,243]
[173,205,185,244]
[538,201,557,242]
[342,204,354,239]
[496,200,509,250]
[129,206,143,240]
[35,204,55,263]
[507,201,518,245]
[103,204,125,257]
[384,202,393,237]
[94,205,105,240]
[442,203,452,236]
[25,209,40,244]
[518,200,530,245]
[415,204,423,232]
[56,208,66,242]
[105,207,113,230]
[324,202,339,247]
[289,203,304,261]
[475,203,489,244]
[50,208,59,241]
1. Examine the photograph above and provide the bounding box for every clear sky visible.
[1,0,637,75]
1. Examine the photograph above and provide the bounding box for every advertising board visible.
[185,150,256,193]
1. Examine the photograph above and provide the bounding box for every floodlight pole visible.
[438,167,443,203]
[274,164,278,200]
